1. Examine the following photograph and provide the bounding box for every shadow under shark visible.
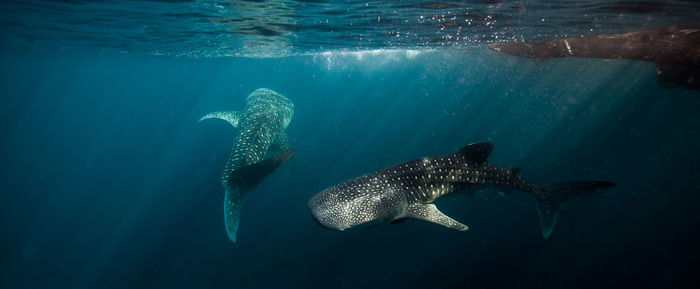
[200,88,295,243]
[309,143,615,238]
[488,26,700,90]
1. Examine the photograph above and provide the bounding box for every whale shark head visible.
[246,88,294,128]
[308,178,407,231]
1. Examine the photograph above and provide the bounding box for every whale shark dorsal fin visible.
[199,111,241,128]
[455,142,493,166]
[512,168,522,176]
[406,203,468,231]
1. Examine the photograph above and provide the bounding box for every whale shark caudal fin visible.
[535,181,616,238]
[224,188,242,243]
[221,150,296,243]
[404,203,469,231]
[199,111,241,128]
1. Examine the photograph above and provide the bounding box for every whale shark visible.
[309,142,615,238]
[200,88,295,243]
[488,26,700,90]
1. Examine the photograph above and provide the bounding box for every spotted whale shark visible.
[309,143,614,238]
[200,88,295,243]
[488,27,700,90]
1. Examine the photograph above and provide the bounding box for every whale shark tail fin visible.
[535,181,615,239]
[224,188,242,243]
[221,149,296,243]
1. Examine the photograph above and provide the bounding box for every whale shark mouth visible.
[309,212,339,231]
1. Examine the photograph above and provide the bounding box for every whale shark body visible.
[489,27,700,90]
[201,88,295,243]
[309,143,614,238]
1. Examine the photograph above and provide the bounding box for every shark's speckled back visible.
[309,143,615,238]
[200,88,295,243]
[223,88,294,183]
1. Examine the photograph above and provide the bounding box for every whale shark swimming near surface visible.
[309,143,615,238]
[200,88,295,243]
[488,26,700,90]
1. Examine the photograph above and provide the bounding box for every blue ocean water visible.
[2,1,700,289]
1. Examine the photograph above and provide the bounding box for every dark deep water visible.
[2,1,700,289]
[3,48,700,289]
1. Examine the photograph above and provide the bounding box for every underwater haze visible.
[1,1,700,289]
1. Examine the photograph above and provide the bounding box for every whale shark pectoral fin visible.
[199,111,241,128]
[224,188,242,243]
[226,149,296,191]
[270,132,292,152]
[406,203,468,231]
